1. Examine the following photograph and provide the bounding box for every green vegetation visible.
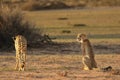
[25,7,120,43]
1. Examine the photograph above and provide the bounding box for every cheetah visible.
[13,35,27,71]
[77,33,97,70]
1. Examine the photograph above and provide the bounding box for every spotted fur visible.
[13,35,27,71]
[77,33,97,70]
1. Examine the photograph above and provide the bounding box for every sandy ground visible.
[0,43,120,80]
[0,54,120,80]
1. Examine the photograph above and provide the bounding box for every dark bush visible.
[42,1,70,9]
[22,0,41,11]
[22,0,70,11]
[0,7,51,50]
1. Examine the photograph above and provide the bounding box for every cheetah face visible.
[77,33,86,43]
[77,37,83,43]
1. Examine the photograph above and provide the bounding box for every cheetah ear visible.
[84,34,87,39]
[77,33,82,38]
[80,33,87,39]
[82,33,88,39]
[12,37,16,41]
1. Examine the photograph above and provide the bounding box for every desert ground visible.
[0,51,120,80]
[0,7,120,80]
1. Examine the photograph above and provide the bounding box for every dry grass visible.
[25,7,120,43]
[26,7,120,28]
[53,38,120,44]
[0,53,120,80]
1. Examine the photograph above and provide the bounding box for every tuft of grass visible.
[73,24,86,27]
[62,30,71,34]
[57,17,68,20]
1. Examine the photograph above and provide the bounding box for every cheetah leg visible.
[22,50,26,70]
[15,50,21,70]
[82,56,92,70]
[91,58,97,68]
[15,53,19,70]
